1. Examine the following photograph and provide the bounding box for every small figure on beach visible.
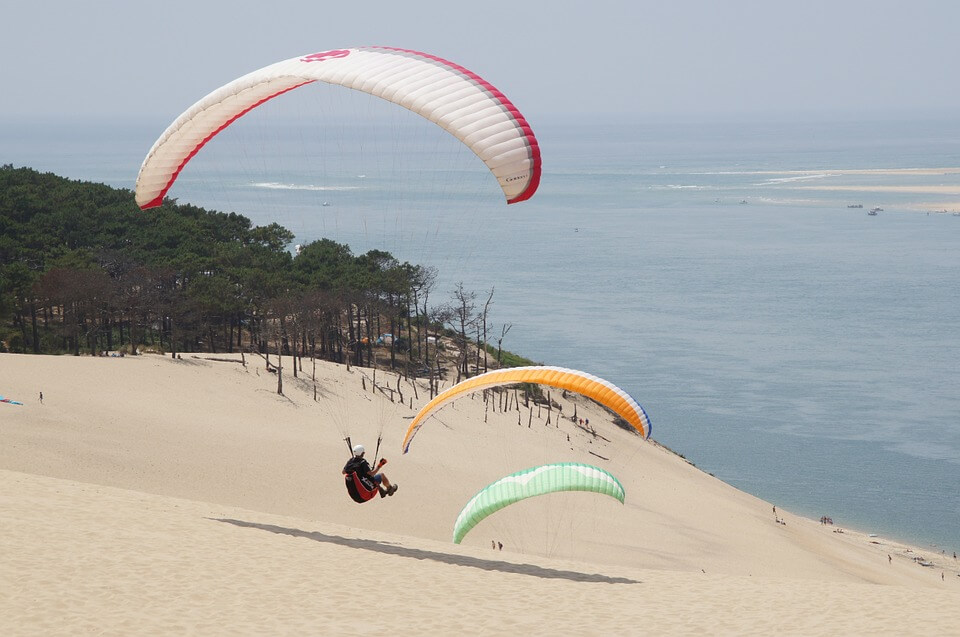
[498,541,503,551]
[343,444,397,499]
[888,554,892,564]
[492,540,496,550]
[39,391,43,405]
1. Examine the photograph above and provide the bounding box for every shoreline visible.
[795,184,960,195]
[649,437,958,568]
[717,166,960,213]
[701,167,960,177]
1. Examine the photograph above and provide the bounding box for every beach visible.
[1,352,958,634]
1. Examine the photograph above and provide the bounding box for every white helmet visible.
[352,444,365,457]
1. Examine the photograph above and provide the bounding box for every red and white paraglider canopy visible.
[135,46,541,210]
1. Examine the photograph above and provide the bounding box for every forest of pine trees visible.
[0,165,532,379]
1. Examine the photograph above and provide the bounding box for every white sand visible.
[796,184,960,195]
[743,168,960,177]
[746,167,960,210]
[1,352,958,635]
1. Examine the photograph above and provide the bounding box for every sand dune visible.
[1,352,958,634]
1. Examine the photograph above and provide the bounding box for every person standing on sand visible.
[39,391,43,405]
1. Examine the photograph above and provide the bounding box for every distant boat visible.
[739,199,748,204]
[847,204,863,208]
[868,207,881,215]
[322,201,331,207]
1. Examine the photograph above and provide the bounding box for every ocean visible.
[4,108,959,552]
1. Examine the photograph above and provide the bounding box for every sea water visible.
[4,114,959,552]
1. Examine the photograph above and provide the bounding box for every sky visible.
[2,0,960,125]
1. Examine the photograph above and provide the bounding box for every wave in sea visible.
[250,182,362,192]
[888,439,960,465]
[751,196,824,206]
[691,171,835,177]
[758,173,835,185]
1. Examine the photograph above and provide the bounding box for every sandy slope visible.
[1,352,958,634]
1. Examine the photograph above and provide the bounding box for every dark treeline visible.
[0,165,523,379]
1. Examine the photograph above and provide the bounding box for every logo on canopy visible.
[300,50,351,63]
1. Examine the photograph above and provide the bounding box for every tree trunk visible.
[168,316,177,359]
[30,303,40,353]
[364,307,373,367]
[389,315,397,369]
[276,332,283,395]
[480,288,493,374]
[16,307,29,353]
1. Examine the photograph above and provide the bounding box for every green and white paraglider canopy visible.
[452,462,625,544]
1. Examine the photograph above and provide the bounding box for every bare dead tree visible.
[427,304,453,398]
[478,287,494,374]
[445,282,477,384]
[274,311,284,395]
[497,323,512,367]
[410,265,437,366]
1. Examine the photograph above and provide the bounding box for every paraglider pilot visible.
[343,444,397,498]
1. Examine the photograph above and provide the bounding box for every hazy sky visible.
[2,0,960,123]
